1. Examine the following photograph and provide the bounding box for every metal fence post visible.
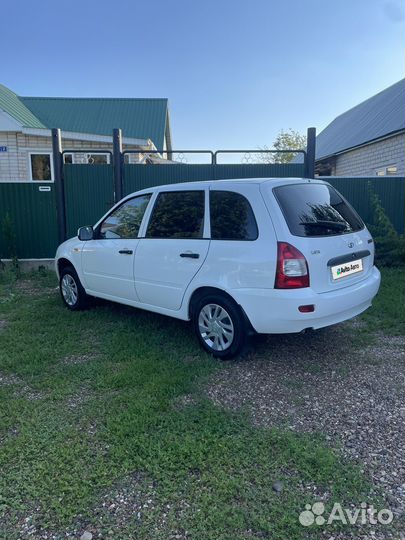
[51,128,66,243]
[305,127,316,178]
[113,128,123,202]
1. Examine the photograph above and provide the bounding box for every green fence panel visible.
[325,176,405,234]
[123,162,306,196]
[213,163,305,179]
[123,164,214,195]
[64,164,115,237]
[0,182,58,259]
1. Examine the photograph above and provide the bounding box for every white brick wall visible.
[0,132,142,181]
[333,133,405,177]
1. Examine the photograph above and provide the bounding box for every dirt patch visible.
[172,393,197,411]
[0,371,45,400]
[15,280,58,298]
[0,371,22,386]
[62,353,99,366]
[66,389,94,409]
[205,325,405,537]
[14,386,45,401]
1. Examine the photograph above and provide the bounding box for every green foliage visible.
[359,267,405,335]
[258,129,307,164]
[0,213,20,277]
[367,184,404,267]
[1,213,17,259]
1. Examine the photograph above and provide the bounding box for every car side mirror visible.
[78,226,94,241]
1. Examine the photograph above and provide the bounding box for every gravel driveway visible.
[206,322,405,539]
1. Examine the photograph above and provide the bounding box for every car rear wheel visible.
[192,294,246,359]
[60,266,88,310]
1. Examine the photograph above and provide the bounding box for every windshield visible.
[274,183,364,237]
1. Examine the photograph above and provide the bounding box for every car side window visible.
[146,191,205,239]
[99,194,152,239]
[210,190,258,240]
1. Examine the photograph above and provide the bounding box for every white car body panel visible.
[55,177,381,334]
[81,238,139,301]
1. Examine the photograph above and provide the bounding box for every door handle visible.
[180,252,200,259]
[119,249,133,255]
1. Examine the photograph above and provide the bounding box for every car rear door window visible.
[210,190,258,240]
[99,194,151,239]
[274,183,364,237]
[146,191,205,239]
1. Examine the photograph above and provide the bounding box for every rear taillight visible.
[275,241,309,289]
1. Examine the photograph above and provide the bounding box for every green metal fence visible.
[0,172,403,260]
[122,162,305,195]
[0,183,58,259]
[64,164,115,238]
[326,176,404,235]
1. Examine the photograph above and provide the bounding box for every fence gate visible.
[63,159,115,238]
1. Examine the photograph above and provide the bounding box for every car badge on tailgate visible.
[347,242,354,248]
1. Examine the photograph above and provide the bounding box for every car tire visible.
[192,293,246,359]
[59,265,89,311]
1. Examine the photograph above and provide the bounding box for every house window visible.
[375,165,398,176]
[29,153,53,181]
[63,152,110,165]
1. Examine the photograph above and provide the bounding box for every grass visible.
[360,266,405,335]
[0,266,402,539]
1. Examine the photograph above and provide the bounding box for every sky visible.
[1,0,404,151]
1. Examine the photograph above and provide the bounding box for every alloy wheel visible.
[198,303,235,351]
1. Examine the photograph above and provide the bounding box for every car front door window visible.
[82,194,151,300]
[99,195,151,239]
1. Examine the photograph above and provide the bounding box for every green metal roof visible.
[21,96,169,150]
[0,84,46,128]
[0,84,170,151]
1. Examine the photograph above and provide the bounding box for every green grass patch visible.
[0,269,390,539]
[359,266,405,335]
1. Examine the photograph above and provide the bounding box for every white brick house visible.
[0,84,172,182]
[315,79,405,177]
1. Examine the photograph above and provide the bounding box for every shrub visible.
[367,184,404,267]
[1,213,20,276]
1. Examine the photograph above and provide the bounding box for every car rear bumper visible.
[231,266,381,334]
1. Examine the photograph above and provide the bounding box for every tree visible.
[257,129,307,164]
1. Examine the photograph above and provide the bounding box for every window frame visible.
[209,189,259,242]
[95,193,153,240]
[28,151,54,182]
[144,189,207,240]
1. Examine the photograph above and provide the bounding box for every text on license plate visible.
[331,258,363,280]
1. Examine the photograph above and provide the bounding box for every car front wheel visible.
[192,294,246,359]
[60,266,88,310]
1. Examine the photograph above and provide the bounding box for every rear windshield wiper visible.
[300,220,348,231]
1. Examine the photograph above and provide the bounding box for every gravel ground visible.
[206,322,405,539]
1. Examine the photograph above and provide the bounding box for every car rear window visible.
[273,183,364,237]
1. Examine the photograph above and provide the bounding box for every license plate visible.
[331,258,363,280]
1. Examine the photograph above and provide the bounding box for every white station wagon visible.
[55,178,381,358]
